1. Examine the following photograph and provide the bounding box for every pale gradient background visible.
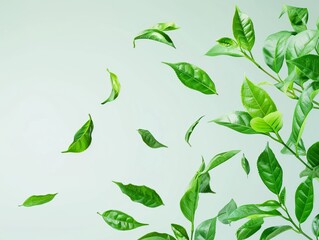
[0,0,318,239]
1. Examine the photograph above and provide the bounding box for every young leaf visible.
[250,111,283,134]
[260,225,292,240]
[19,193,57,207]
[307,142,319,167]
[98,210,148,230]
[280,5,308,33]
[204,150,240,173]
[289,54,319,81]
[218,199,237,224]
[163,62,217,95]
[232,6,255,51]
[206,37,243,57]
[171,224,189,240]
[257,200,281,211]
[257,143,283,195]
[236,218,264,240]
[283,82,319,155]
[241,154,250,176]
[151,22,179,31]
[62,114,94,153]
[137,129,167,148]
[194,217,217,240]
[300,166,319,179]
[241,78,277,118]
[312,214,319,237]
[113,181,164,208]
[185,115,204,147]
[228,204,281,222]
[101,69,121,104]
[212,111,258,134]
[138,232,176,240]
[133,29,175,48]
[263,31,292,73]
[295,177,314,223]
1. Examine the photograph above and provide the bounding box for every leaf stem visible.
[190,221,194,240]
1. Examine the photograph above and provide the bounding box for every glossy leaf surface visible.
[171,224,189,240]
[194,217,217,240]
[113,181,164,208]
[206,37,243,57]
[250,111,283,133]
[185,116,204,146]
[236,218,264,240]
[20,193,57,207]
[151,22,179,31]
[139,232,176,240]
[280,5,308,32]
[295,177,314,223]
[138,129,167,148]
[289,54,319,81]
[241,154,250,176]
[260,225,292,240]
[204,150,240,173]
[101,69,121,104]
[62,114,94,153]
[312,214,319,237]
[218,199,237,224]
[134,29,175,48]
[163,62,217,95]
[307,142,319,167]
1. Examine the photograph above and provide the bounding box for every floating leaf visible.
[257,143,283,195]
[260,225,292,240]
[139,232,176,240]
[137,129,167,148]
[151,22,179,31]
[206,37,243,57]
[19,193,57,207]
[194,217,217,240]
[98,210,147,231]
[241,78,277,118]
[307,142,319,167]
[134,29,175,48]
[185,116,204,146]
[280,5,308,32]
[232,6,255,51]
[250,111,283,134]
[218,199,237,224]
[113,181,164,208]
[263,31,292,73]
[204,150,240,173]
[101,69,120,104]
[62,114,94,153]
[289,54,319,81]
[295,177,314,223]
[236,218,264,240]
[163,62,217,95]
[212,111,258,134]
[241,154,250,176]
[171,224,189,240]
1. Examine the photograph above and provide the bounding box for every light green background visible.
[0,0,318,239]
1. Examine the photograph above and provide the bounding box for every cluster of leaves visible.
[19,4,319,240]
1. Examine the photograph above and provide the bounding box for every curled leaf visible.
[133,29,175,48]
[241,154,250,176]
[185,115,204,146]
[101,69,120,104]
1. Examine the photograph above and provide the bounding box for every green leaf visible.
[171,224,189,240]
[236,218,264,240]
[263,31,292,73]
[300,166,319,179]
[257,143,283,194]
[250,111,283,134]
[289,54,319,81]
[180,164,201,223]
[279,187,286,205]
[295,177,314,223]
[228,204,281,222]
[163,62,217,95]
[307,142,319,167]
[283,82,319,155]
[151,22,179,31]
[212,111,258,134]
[194,217,217,240]
[241,77,277,118]
[101,69,121,104]
[185,116,204,146]
[113,181,164,208]
[98,210,147,231]
[206,37,244,57]
[280,5,308,33]
[62,114,94,153]
[257,200,281,211]
[286,30,319,73]
[199,170,215,194]
[312,214,319,237]
[139,232,176,240]
[133,29,175,48]
[241,154,250,176]
[137,129,167,148]
[218,199,237,224]
[260,225,292,240]
[19,193,57,207]
[232,6,255,51]
[204,150,241,173]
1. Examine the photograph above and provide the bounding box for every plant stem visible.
[190,221,194,240]
[267,133,313,170]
